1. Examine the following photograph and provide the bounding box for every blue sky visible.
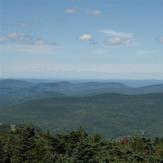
[0,0,163,79]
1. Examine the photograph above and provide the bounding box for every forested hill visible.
[0,124,163,162]
[0,93,163,138]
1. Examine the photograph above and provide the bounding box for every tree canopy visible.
[0,124,163,163]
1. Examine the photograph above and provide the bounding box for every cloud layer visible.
[0,33,58,55]
[0,33,31,43]
[0,32,55,46]
[101,30,134,46]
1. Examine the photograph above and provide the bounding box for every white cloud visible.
[64,8,78,14]
[79,34,93,42]
[89,9,101,16]
[0,33,58,54]
[101,30,134,46]
[0,32,56,46]
[0,33,31,43]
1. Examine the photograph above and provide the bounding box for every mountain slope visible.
[0,93,163,137]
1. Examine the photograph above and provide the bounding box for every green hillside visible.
[0,93,163,138]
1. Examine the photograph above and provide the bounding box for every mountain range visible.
[0,79,163,137]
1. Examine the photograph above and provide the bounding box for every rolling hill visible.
[1,79,163,109]
[0,93,163,138]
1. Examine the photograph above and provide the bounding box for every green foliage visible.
[1,93,163,138]
[0,125,163,162]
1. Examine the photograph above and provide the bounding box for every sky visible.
[0,0,163,79]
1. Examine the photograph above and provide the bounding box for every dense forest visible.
[0,124,163,163]
[1,92,163,138]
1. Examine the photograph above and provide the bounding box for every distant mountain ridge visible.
[1,79,163,95]
[1,79,163,109]
[0,79,163,137]
[0,79,33,88]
